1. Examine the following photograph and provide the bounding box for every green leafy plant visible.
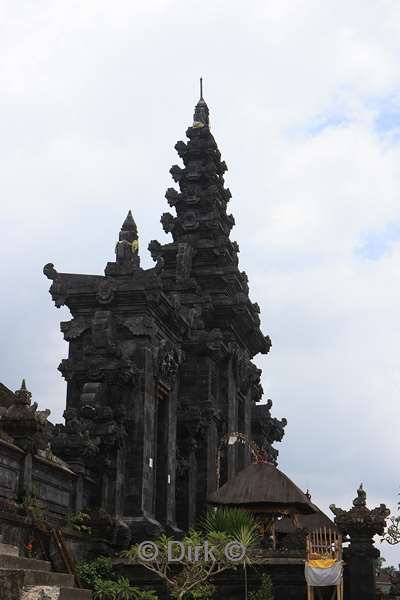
[76,557,157,599]
[76,556,114,590]
[177,582,214,600]
[249,575,274,600]
[122,512,260,600]
[201,507,259,539]
[122,530,231,600]
[93,576,158,599]
[93,578,118,600]
[202,508,260,600]
[66,511,92,535]
[112,576,158,600]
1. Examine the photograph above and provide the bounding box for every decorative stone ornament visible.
[331,484,390,600]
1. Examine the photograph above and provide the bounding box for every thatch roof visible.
[208,462,316,515]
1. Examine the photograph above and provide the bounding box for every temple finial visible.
[114,211,140,267]
[193,78,209,127]
[122,210,137,235]
[15,379,32,405]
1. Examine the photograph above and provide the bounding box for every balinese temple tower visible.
[44,86,287,540]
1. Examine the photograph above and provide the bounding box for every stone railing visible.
[0,437,90,518]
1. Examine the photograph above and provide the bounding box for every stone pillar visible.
[330,484,390,600]
[20,453,33,497]
[166,384,179,532]
[226,357,237,480]
[114,447,125,517]
[74,474,84,512]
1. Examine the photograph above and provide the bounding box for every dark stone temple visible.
[40,89,287,541]
[0,88,390,600]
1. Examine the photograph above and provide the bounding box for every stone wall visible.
[0,439,78,517]
[0,439,24,501]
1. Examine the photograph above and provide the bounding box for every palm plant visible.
[201,507,260,600]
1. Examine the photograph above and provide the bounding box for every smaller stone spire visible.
[105,211,141,276]
[193,77,209,127]
[121,210,138,235]
[14,379,32,406]
[115,211,139,265]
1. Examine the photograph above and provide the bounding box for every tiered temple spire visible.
[160,87,234,248]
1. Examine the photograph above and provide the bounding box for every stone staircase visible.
[0,541,91,600]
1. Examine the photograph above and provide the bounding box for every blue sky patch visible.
[306,114,350,136]
[368,94,400,137]
[356,221,400,260]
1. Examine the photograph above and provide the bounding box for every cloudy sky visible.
[1,1,400,564]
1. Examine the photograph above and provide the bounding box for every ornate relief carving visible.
[176,243,193,282]
[61,317,90,341]
[97,279,115,304]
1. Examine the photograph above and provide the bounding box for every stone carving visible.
[181,210,199,231]
[80,382,103,414]
[252,399,287,465]
[43,264,68,307]
[120,316,154,337]
[330,484,390,536]
[156,340,181,386]
[43,263,58,280]
[97,279,115,304]
[91,310,117,352]
[176,242,193,282]
[165,187,181,207]
[52,407,100,468]
[60,317,89,341]
[161,212,176,234]
[0,380,52,454]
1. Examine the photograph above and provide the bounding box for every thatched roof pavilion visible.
[208,462,316,516]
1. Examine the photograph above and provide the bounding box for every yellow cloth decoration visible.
[308,559,337,569]
[131,240,139,254]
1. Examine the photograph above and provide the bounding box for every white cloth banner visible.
[305,561,343,587]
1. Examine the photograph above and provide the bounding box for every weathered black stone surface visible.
[0,570,24,600]
[39,93,287,542]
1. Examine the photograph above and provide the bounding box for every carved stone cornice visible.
[330,484,390,540]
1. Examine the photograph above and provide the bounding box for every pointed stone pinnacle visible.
[193,79,209,126]
[15,379,32,405]
[121,210,138,235]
